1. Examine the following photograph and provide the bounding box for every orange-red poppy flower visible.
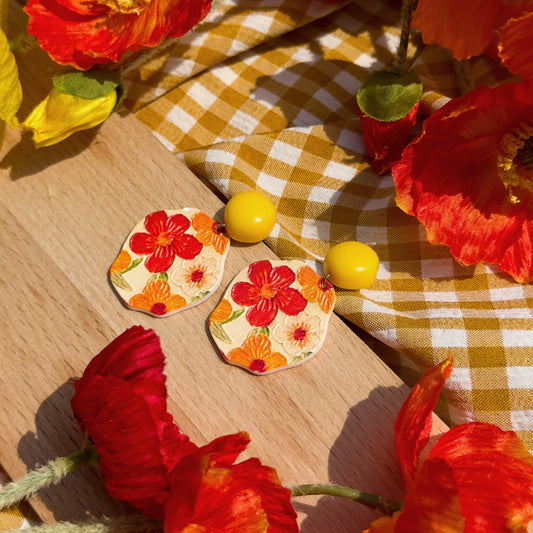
[129,279,186,316]
[392,80,533,283]
[164,432,298,533]
[226,334,287,374]
[71,326,197,518]
[412,0,533,62]
[191,211,230,255]
[130,211,203,273]
[24,0,212,70]
[364,356,533,532]
[232,260,307,327]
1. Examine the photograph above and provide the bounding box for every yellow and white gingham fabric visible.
[129,0,533,453]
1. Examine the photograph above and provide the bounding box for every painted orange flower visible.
[24,0,212,70]
[209,298,233,326]
[226,334,287,374]
[109,250,132,274]
[164,432,298,533]
[129,279,186,316]
[392,80,533,283]
[191,211,230,255]
[130,211,202,273]
[412,0,533,63]
[363,356,533,532]
[232,260,307,327]
[297,265,335,314]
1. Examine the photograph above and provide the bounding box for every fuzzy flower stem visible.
[291,483,402,516]
[3,515,163,533]
[392,0,418,75]
[0,446,98,510]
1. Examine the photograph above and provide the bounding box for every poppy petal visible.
[412,0,497,59]
[394,457,464,532]
[145,245,176,273]
[394,356,452,490]
[268,264,297,290]
[232,281,260,307]
[498,13,533,81]
[247,260,274,287]
[164,432,298,533]
[171,233,203,260]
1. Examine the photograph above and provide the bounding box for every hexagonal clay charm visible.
[209,259,335,374]
[109,209,230,317]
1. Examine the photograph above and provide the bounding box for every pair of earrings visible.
[109,191,379,375]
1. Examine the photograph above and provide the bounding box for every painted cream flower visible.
[171,256,218,297]
[272,314,322,357]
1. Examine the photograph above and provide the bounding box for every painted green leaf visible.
[148,272,169,283]
[356,69,422,122]
[122,257,142,274]
[210,322,232,344]
[110,272,132,291]
[247,327,270,337]
[190,291,210,304]
[221,309,245,324]
[53,70,121,99]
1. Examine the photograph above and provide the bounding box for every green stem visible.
[3,515,163,533]
[0,445,98,510]
[291,483,402,516]
[392,0,418,75]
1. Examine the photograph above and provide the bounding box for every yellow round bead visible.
[224,191,277,243]
[323,241,379,290]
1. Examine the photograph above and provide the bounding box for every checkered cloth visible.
[128,0,533,453]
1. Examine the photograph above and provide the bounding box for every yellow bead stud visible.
[323,241,379,290]
[224,190,276,243]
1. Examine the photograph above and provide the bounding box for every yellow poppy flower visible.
[23,87,116,148]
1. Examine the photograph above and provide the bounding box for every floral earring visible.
[108,191,275,317]
[208,241,379,376]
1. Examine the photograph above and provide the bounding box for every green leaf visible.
[122,257,142,274]
[147,272,169,283]
[356,69,422,122]
[220,309,245,324]
[190,291,210,304]
[53,70,121,99]
[247,327,270,338]
[210,322,232,344]
[110,272,132,291]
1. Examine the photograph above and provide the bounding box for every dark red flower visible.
[130,211,203,273]
[164,432,298,533]
[231,260,307,327]
[24,0,212,70]
[71,326,197,518]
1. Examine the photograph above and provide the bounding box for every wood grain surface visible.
[0,113,447,532]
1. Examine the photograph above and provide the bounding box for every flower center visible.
[250,359,267,373]
[156,232,173,247]
[151,302,167,315]
[190,268,205,284]
[96,0,150,14]
[292,326,308,342]
[259,284,277,300]
[498,122,533,202]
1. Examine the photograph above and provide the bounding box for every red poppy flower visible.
[24,0,212,70]
[130,211,203,273]
[164,432,298,533]
[71,326,197,518]
[364,356,533,532]
[411,0,533,61]
[392,80,533,283]
[231,260,307,327]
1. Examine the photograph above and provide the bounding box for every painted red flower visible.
[392,80,533,283]
[24,0,212,70]
[130,211,203,273]
[231,260,307,327]
[164,432,298,533]
[71,326,197,518]
[364,356,533,532]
